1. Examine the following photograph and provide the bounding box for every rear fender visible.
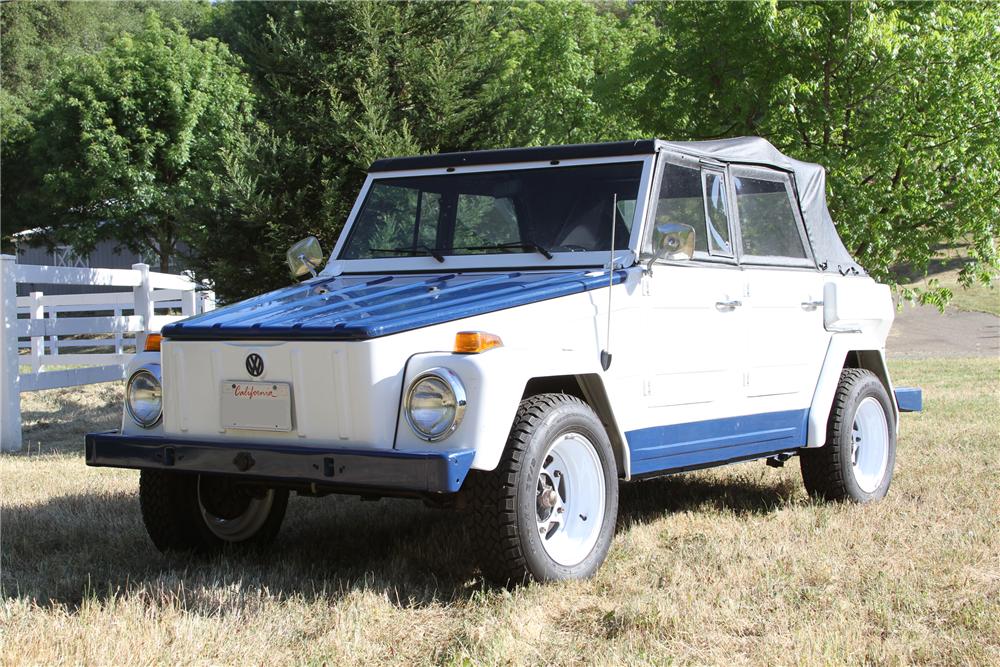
[807,336,898,447]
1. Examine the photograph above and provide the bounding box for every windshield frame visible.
[323,154,656,275]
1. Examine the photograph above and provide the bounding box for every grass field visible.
[2,358,998,665]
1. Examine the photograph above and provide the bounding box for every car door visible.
[730,166,830,426]
[626,154,747,475]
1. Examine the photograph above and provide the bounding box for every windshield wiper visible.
[369,245,445,263]
[453,241,553,259]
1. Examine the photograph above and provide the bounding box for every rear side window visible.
[732,171,808,260]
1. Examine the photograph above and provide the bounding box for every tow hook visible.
[233,451,255,472]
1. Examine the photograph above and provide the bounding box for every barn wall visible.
[15,237,192,296]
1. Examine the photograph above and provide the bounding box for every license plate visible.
[220,381,293,432]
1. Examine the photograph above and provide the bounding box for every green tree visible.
[498,1,649,146]
[26,12,254,272]
[0,1,213,247]
[199,1,514,299]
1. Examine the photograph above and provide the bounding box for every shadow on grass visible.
[18,383,122,455]
[2,467,798,611]
[617,470,800,527]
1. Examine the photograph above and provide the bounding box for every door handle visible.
[801,300,824,311]
[715,299,742,312]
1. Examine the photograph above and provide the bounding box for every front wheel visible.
[468,394,619,585]
[800,368,897,503]
[139,470,289,552]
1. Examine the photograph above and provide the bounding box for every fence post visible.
[29,291,44,372]
[113,306,123,354]
[202,290,216,313]
[132,263,153,351]
[49,308,59,356]
[181,288,196,318]
[1,254,23,452]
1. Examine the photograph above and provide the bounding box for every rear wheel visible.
[800,368,896,503]
[468,394,619,585]
[139,470,288,552]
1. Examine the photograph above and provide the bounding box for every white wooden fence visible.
[0,254,215,452]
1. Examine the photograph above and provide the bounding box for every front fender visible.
[393,346,614,473]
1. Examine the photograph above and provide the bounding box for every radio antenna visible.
[600,193,616,371]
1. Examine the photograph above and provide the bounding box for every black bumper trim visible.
[85,431,475,494]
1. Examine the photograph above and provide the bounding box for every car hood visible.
[162,269,624,341]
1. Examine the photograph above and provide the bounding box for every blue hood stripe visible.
[163,269,627,341]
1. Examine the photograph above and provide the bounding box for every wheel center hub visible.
[539,488,559,510]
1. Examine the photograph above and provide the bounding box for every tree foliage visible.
[2,0,996,304]
[21,13,254,272]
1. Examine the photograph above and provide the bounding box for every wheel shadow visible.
[2,469,801,609]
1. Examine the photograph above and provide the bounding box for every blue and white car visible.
[86,138,922,583]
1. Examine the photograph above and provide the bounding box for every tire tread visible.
[468,393,588,585]
[801,367,885,502]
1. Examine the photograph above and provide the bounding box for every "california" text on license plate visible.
[220,381,293,432]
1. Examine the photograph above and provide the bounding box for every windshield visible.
[339,162,643,260]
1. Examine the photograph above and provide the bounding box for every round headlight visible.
[405,368,466,441]
[126,366,162,428]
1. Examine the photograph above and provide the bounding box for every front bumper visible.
[85,431,475,494]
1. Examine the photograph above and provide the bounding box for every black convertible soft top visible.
[369,138,862,276]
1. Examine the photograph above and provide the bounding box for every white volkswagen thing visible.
[87,138,922,584]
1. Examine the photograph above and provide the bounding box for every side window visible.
[647,161,706,255]
[702,170,732,256]
[732,171,808,260]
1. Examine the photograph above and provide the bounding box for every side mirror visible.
[646,223,695,273]
[286,236,324,278]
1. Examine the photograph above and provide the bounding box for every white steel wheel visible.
[535,432,607,567]
[469,393,619,585]
[197,477,277,543]
[851,397,890,493]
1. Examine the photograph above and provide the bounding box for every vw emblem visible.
[245,353,264,377]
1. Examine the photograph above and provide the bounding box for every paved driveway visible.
[887,303,1000,359]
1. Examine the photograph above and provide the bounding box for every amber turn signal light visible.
[454,331,503,354]
[143,333,162,352]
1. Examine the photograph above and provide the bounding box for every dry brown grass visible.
[2,358,999,665]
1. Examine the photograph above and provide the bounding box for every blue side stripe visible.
[626,409,809,476]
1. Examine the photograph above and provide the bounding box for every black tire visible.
[139,470,289,552]
[467,393,619,585]
[800,368,896,503]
